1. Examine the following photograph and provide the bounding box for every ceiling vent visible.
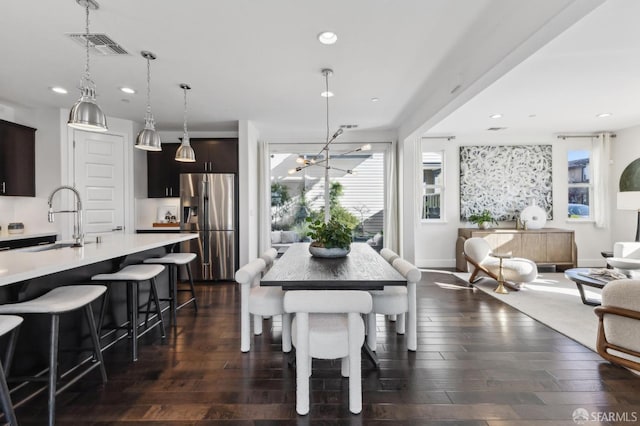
[340,124,358,129]
[67,33,129,55]
[487,127,507,131]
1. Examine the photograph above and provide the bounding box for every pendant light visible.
[67,0,108,132]
[134,51,162,151]
[175,83,196,162]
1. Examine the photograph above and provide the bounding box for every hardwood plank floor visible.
[12,271,640,425]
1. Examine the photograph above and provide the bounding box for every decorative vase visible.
[520,198,547,229]
[478,222,490,230]
[309,245,351,258]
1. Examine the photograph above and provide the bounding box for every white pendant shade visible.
[175,83,196,162]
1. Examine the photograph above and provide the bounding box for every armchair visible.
[463,237,538,289]
[594,279,640,370]
[606,242,640,278]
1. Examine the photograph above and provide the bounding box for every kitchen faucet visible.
[48,185,84,247]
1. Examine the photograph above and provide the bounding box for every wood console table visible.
[456,228,577,272]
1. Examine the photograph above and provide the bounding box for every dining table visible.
[261,242,410,366]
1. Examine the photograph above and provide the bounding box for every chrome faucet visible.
[48,185,84,247]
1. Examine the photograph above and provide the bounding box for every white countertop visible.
[0,233,197,286]
[0,231,57,243]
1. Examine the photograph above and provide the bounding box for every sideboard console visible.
[456,228,577,272]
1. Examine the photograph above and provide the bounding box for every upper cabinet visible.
[147,143,181,197]
[0,119,36,197]
[146,139,239,198]
[179,138,239,174]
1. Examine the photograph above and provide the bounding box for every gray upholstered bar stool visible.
[143,253,198,326]
[0,286,107,426]
[0,315,22,426]
[92,264,166,362]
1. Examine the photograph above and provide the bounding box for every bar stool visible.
[143,253,198,326]
[92,264,166,362]
[0,315,22,426]
[0,285,107,426]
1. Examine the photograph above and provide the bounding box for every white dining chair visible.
[284,290,372,415]
[260,248,279,272]
[235,258,291,353]
[379,248,400,264]
[366,257,421,352]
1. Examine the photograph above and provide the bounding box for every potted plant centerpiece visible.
[468,210,498,230]
[306,217,352,258]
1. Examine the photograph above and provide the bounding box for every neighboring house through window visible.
[422,151,443,220]
[568,149,592,219]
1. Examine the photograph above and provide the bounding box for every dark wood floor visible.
[12,271,640,425]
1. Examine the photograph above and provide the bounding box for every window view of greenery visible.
[422,152,443,220]
[270,150,384,248]
[568,150,591,219]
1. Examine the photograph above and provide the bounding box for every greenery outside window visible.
[567,149,592,220]
[422,151,443,220]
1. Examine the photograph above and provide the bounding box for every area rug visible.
[451,271,601,352]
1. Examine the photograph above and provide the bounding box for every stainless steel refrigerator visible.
[180,173,236,281]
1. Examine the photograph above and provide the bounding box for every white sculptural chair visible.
[463,237,538,289]
[594,278,640,371]
[607,242,640,278]
[366,257,421,352]
[379,248,400,265]
[284,290,372,415]
[235,258,291,353]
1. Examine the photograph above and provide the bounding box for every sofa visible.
[366,233,383,252]
[271,230,301,251]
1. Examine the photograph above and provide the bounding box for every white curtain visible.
[383,141,399,252]
[592,132,611,228]
[258,140,272,253]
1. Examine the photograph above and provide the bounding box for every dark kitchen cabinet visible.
[147,143,180,197]
[179,138,238,174]
[0,119,36,197]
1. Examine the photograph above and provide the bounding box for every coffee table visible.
[564,268,612,306]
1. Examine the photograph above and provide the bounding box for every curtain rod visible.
[422,136,455,140]
[557,134,616,140]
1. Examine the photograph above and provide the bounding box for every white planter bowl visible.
[309,245,351,258]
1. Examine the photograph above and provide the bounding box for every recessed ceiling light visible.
[321,91,334,98]
[371,97,379,102]
[51,87,68,94]
[596,112,612,118]
[489,113,502,119]
[120,87,136,94]
[528,114,537,118]
[317,31,338,45]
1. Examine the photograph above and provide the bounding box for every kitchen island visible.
[0,232,198,381]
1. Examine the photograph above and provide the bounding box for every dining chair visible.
[366,257,421,352]
[284,290,372,415]
[260,248,278,272]
[380,248,400,264]
[235,258,291,353]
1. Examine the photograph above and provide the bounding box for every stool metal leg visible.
[186,263,198,312]
[131,281,139,362]
[96,285,110,339]
[169,265,178,327]
[84,304,107,384]
[48,314,60,426]
[0,326,19,426]
[149,278,167,339]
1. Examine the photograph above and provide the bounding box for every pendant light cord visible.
[325,72,330,145]
[84,3,91,81]
[183,87,188,135]
[146,56,152,115]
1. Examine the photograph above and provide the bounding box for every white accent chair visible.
[366,257,421,352]
[463,237,538,289]
[379,248,400,265]
[284,290,372,415]
[594,279,640,371]
[606,242,640,278]
[260,248,279,272]
[235,258,291,353]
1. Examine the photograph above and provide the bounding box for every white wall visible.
[239,120,259,267]
[413,132,613,269]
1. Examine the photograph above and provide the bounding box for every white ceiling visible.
[428,0,640,136]
[0,0,621,140]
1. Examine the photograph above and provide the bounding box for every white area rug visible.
[453,272,601,351]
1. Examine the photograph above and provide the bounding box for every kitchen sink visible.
[18,242,91,252]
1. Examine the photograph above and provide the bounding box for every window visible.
[422,151,443,220]
[567,149,592,219]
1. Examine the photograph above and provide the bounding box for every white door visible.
[73,131,125,237]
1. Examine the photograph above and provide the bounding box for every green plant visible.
[306,217,353,249]
[468,210,498,226]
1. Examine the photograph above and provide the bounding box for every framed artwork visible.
[459,145,553,221]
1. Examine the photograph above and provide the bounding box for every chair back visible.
[260,248,278,271]
[613,242,640,259]
[464,238,491,264]
[235,258,266,288]
[391,258,421,283]
[380,248,400,264]
[284,290,372,314]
